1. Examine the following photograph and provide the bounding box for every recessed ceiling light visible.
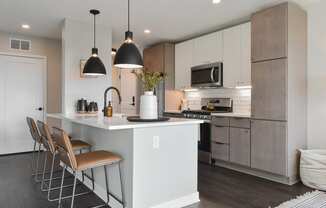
[144,29,151,34]
[212,0,221,4]
[21,24,30,29]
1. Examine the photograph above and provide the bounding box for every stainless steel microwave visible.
[191,62,223,88]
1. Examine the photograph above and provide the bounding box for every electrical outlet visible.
[153,136,160,149]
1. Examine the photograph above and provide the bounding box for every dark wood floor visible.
[0,153,312,208]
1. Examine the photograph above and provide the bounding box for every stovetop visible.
[181,98,233,120]
[181,110,233,120]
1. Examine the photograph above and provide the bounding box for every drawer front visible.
[211,143,229,161]
[211,126,229,144]
[230,118,250,128]
[212,117,229,126]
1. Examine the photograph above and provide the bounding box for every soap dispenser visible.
[105,101,113,117]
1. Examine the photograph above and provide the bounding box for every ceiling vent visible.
[10,38,31,51]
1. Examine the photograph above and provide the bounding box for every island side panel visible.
[132,124,200,208]
[63,121,134,208]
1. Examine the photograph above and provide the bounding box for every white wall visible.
[62,19,112,114]
[307,0,326,148]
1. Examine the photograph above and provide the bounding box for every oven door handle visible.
[210,67,216,83]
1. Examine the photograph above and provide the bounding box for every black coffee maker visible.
[77,98,88,113]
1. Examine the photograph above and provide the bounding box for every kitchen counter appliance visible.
[191,62,223,88]
[165,98,233,164]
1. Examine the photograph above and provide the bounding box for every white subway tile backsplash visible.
[184,88,251,113]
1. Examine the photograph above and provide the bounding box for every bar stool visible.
[52,127,125,208]
[37,121,94,202]
[26,117,48,182]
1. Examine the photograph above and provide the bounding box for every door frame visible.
[0,52,47,121]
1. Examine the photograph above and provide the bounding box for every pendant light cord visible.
[94,13,96,48]
[128,0,130,31]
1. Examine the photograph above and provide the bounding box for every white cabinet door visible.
[240,22,251,87]
[0,55,45,154]
[223,23,251,88]
[175,40,193,90]
[223,25,241,88]
[193,32,223,66]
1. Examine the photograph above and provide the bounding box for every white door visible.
[120,70,138,115]
[0,55,45,154]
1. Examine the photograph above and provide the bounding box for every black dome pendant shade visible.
[83,9,106,76]
[114,0,143,69]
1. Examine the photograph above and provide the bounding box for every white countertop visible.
[47,113,203,130]
[211,112,251,118]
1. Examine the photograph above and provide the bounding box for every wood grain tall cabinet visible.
[143,43,176,113]
[143,43,175,90]
[251,2,307,184]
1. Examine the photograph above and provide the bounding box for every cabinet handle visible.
[213,142,227,145]
[214,125,228,128]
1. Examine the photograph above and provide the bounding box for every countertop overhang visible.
[47,113,204,131]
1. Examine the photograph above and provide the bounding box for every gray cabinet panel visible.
[211,126,229,144]
[212,143,229,162]
[212,117,229,126]
[252,3,288,62]
[251,120,287,176]
[230,128,251,167]
[230,118,250,128]
[251,59,287,121]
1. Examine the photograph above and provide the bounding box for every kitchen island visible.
[47,113,203,208]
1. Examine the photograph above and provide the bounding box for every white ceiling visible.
[0,0,319,48]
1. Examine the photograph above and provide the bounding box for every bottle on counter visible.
[106,101,113,117]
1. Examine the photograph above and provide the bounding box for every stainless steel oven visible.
[191,62,223,88]
[198,122,211,164]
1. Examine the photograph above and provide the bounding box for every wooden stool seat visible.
[75,150,122,171]
[71,140,92,151]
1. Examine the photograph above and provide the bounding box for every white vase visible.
[139,91,158,119]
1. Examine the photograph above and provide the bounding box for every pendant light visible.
[114,0,143,69]
[83,9,107,76]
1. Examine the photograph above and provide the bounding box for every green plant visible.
[132,69,166,91]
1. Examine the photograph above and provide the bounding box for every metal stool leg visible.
[58,165,66,208]
[102,163,125,208]
[34,143,42,181]
[118,162,125,208]
[43,153,79,197]
[40,150,48,190]
[31,140,37,172]
[70,171,78,208]
[104,166,110,205]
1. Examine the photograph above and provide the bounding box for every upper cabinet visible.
[174,22,251,90]
[251,3,287,62]
[175,40,193,90]
[143,43,175,90]
[240,23,252,87]
[223,23,251,88]
[143,44,164,73]
[193,32,223,66]
[223,25,241,88]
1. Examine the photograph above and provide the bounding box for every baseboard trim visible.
[151,192,200,208]
[213,160,299,185]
